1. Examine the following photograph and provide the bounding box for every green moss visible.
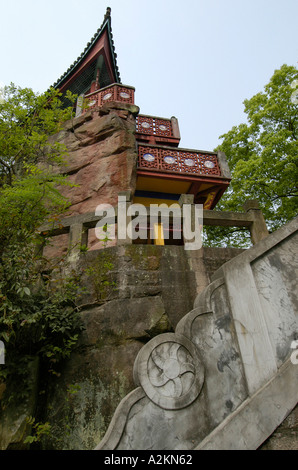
[42,371,132,450]
[147,312,173,337]
[84,249,118,301]
[95,329,129,349]
[125,245,162,270]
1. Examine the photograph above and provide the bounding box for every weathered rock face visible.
[41,245,193,449]
[93,218,297,451]
[0,358,39,450]
[56,103,139,217]
[0,98,248,450]
[40,245,243,450]
[2,99,294,450]
[259,405,298,450]
[43,102,138,259]
[1,236,295,450]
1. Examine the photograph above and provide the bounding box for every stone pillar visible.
[34,235,46,258]
[67,223,88,264]
[179,194,194,244]
[0,340,5,365]
[178,194,194,206]
[178,194,203,251]
[217,151,231,179]
[75,94,84,117]
[179,194,206,293]
[171,116,180,140]
[243,200,269,245]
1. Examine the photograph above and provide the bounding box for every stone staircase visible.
[95,217,298,450]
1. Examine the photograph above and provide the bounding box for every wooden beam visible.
[136,169,231,185]
[202,210,254,227]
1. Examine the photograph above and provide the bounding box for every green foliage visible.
[0,84,83,405]
[0,217,83,404]
[23,417,52,444]
[85,251,116,302]
[0,168,70,253]
[0,83,76,185]
[205,64,298,247]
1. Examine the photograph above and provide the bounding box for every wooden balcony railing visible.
[137,144,222,178]
[135,115,180,146]
[136,115,173,137]
[79,84,135,114]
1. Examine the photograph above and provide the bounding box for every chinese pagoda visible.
[53,7,231,245]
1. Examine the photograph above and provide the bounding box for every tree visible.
[0,84,74,184]
[205,64,298,247]
[0,84,83,405]
[0,83,76,263]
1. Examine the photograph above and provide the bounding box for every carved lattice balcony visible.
[137,144,222,178]
[136,115,180,146]
[81,84,135,113]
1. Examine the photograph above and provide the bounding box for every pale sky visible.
[0,0,297,151]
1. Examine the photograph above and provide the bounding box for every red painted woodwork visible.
[82,84,135,112]
[138,145,221,177]
[136,115,180,146]
[57,26,117,94]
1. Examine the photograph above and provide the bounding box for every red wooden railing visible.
[138,144,222,177]
[81,84,135,113]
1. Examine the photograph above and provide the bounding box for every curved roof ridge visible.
[53,6,120,90]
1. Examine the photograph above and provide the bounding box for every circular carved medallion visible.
[184,158,195,167]
[204,160,215,169]
[164,156,176,165]
[103,92,112,100]
[119,91,130,99]
[143,153,155,162]
[87,100,96,107]
[141,121,151,129]
[133,333,204,410]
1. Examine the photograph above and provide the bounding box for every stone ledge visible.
[212,216,298,280]
[195,359,298,450]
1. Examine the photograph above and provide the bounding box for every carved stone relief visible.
[95,218,298,450]
[133,333,204,410]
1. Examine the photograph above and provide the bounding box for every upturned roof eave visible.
[52,8,121,90]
